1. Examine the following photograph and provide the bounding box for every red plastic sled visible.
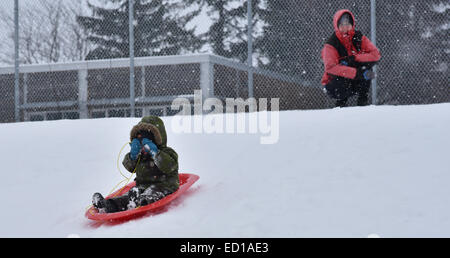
[85,173,199,222]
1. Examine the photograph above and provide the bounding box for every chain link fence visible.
[0,0,448,123]
[376,0,449,105]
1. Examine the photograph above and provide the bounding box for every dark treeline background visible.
[0,0,448,105]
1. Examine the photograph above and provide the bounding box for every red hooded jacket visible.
[321,10,381,85]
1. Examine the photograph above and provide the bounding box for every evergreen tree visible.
[197,0,264,63]
[426,1,449,77]
[377,0,449,104]
[77,0,202,60]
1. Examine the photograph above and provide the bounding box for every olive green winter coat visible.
[122,116,179,193]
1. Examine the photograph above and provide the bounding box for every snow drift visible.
[0,103,449,237]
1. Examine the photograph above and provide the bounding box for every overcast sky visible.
[0,0,212,33]
[1,0,53,11]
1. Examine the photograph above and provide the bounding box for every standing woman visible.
[321,10,381,107]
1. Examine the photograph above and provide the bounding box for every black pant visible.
[325,77,371,107]
[106,185,173,213]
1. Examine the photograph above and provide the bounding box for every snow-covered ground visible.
[0,103,449,238]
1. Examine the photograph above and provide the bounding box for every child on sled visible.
[92,116,179,213]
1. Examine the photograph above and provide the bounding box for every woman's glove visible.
[141,138,159,159]
[130,138,142,161]
[355,68,375,81]
[340,56,356,67]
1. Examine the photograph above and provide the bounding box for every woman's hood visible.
[333,9,356,40]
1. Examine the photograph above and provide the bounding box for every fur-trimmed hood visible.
[130,116,167,147]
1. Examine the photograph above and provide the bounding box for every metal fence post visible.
[371,0,377,105]
[129,0,136,117]
[200,58,214,100]
[78,69,88,119]
[14,0,20,122]
[247,0,254,99]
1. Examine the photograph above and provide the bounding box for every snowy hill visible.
[0,104,449,238]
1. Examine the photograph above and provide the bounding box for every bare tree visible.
[0,0,93,65]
